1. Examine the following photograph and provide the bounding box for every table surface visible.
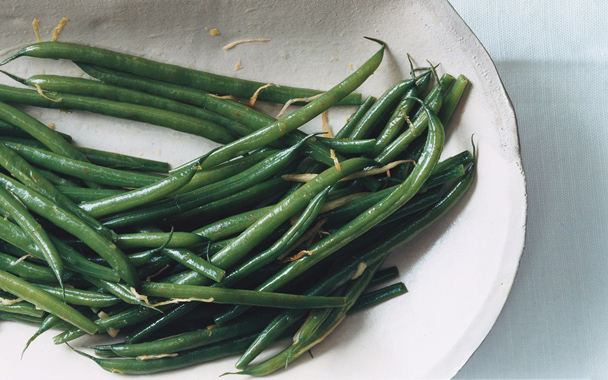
[448,1,608,379]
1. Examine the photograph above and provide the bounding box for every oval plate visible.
[0,1,526,379]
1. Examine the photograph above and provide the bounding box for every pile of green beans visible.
[0,37,475,377]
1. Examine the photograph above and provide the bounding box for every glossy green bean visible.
[0,141,113,239]
[57,186,125,202]
[5,141,164,188]
[173,177,289,227]
[315,137,377,155]
[346,282,407,315]
[78,63,343,167]
[334,96,377,139]
[80,164,197,218]
[373,74,454,165]
[0,251,58,283]
[348,79,417,140]
[0,269,98,334]
[0,119,72,141]
[0,82,235,144]
[161,248,225,282]
[1,41,361,105]
[24,74,254,139]
[35,284,120,308]
[141,281,345,309]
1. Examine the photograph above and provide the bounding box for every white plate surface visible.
[0,1,526,379]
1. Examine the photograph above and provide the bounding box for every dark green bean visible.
[4,141,164,188]
[35,284,121,308]
[1,41,361,105]
[0,81,236,144]
[141,281,345,309]
[57,186,125,202]
[348,79,417,140]
[315,137,377,155]
[0,269,98,334]
[346,282,408,315]
[161,248,225,283]
[0,119,72,141]
[334,96,377,139]
[0,251,58,283]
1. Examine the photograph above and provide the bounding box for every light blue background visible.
[449,1,608,379]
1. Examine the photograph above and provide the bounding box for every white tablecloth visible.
[449,1,608,379]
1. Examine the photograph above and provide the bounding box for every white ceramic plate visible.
[0,1,526,379]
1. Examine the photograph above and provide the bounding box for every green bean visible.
[76,333,263,375]
[78,63,344,168]
[173,177,289,227]
[76,146,170,173]
[0,269,98,334]
[37,170,81,188]
[116,232,206,249]
[35,284,121,308]
[105,309,277,358]
[0,81,236,144]
[23,74,255,139]
[22,313,68,356]
[141,281,345,309]
[0,41,361,105]
[374,74,454,165]
[101,138,309,228]
[124,303,198,344]
[348,79,417,140]
[0,216,120,282]
[219,187,330,288]
[0,311,44,326]
[0,173,139,287]
[80,164,197,218]
[0,251,58,283]
[161,248,225,283]
[82,276,157,311]
[346,282,407,315]
[372,73,431,155]
[57,186,125,202]
[0,298,46,318]
[193,206,274,242]
[0,119,72,141]
[314,137,377,155]
[0,184,63,287]
[334,96,377,139]
[4,142,161,187]
[0,101,92,171]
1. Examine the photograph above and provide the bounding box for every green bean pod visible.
[0,269,98,334]
[35,284,121,308]
[141,281,345,309]
[161,248,225,283]
[0,41,361,105]
[0,82,236,144]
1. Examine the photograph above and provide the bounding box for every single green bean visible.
[161,248,225,283]
[0,41,361,105]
